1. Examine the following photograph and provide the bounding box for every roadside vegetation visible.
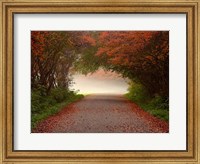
[31,86,83,129]
[125,82,169,121]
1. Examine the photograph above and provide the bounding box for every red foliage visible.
[96,31,159,66]
[31,31,48,58]
[81,34,96,46]
[96,31,169,96]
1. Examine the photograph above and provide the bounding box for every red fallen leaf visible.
[33,95,169,133]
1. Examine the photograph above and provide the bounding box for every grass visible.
[125,82,169,122]
[139,98,169,121]
[31,88,84,130]
[125,93,169,121]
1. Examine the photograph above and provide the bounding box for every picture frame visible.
[0,0,199,163]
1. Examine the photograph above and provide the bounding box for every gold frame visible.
[0,0,199,163]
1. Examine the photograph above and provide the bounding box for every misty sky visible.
[70,69,129,94]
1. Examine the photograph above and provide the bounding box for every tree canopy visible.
[31,31,169,97]
[94,31,169,97]
[31,31,95,92]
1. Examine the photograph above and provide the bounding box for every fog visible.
[70,69,129,94]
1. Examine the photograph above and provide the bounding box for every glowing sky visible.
[70,69,129,94]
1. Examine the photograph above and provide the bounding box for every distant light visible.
[70,69,129,94]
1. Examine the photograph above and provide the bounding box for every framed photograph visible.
[0,0,199,163]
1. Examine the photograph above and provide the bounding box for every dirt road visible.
[34,94,169,133]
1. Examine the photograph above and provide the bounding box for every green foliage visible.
[31,86,48,113]
[145,96,169,110]
[31,87,84,129]
[141,96,169,121]
[125,82,169,121]
[74,46,101,74]
[126,82,150,103]
[50,87,69,103]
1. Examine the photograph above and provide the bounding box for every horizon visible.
[70,69,129,94]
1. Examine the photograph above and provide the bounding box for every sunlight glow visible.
[70,69,129,94]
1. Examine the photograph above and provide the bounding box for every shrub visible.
[126,82,149,103]
[147,95,169,110]
[31,89,47,113]
[31,87,84,129]
[125,81,169,121]
[50,88,69,103]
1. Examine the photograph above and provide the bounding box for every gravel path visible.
[33,94,169,133]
